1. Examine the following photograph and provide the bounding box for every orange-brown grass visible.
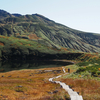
[28,34,41,40]
[59,78,100,100]
[0,42,4,46]
[81,53,99,61]
[25,44,31,46]
[61,47,68,51]
[0,67,69,100]
[19,42,23,45]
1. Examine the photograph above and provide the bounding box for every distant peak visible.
[12,13,22,17]
[32,13,54,22]
[0,9,10,14]
[0,9,12,19]
[33,13,46,17]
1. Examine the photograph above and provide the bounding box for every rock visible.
[69,85,72,88]
[52,81,56,84]
[77,92,79,94]
[72,89,74,91]
[47,91,53,94]
[53,90,58,93]
[16,85,23,88]
[1,75,4,77]
[28,79,32,81]
[19,96,26,99]
[44,70,52,72]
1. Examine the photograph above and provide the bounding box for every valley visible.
[0,9,100,100]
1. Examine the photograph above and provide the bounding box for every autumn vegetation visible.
[1,9,100,100]
[0,52,99,100]
[0,35,100,100]
[57,53,100,100]
[0,67,70,100]
[0,35,83,61]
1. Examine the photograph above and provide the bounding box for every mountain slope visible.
[0,10,100,52]
[0,9,13,20]
[0,35,83,60]
[12,13,22,17]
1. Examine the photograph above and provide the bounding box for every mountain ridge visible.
[0,10,100,53]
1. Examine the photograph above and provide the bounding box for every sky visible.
[0,0,100,33]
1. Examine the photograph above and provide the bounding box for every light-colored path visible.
[49,67,83,100]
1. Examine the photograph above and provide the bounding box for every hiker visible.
[68,68,70,73]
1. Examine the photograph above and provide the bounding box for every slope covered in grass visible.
[55,53,100,100]
[1,10,100,52]
[0,35,83,60]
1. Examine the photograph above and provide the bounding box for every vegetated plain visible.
[0,35,79,100]
[0,9,100,100]
[58,53,100,100]
[0,53,100,100]
[0,35,100,100]
[0,67,71,100]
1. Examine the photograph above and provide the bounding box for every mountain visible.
[0,10,100,53]
[0,35,82,60]
[0,9,13,20]
[12,13,22,17]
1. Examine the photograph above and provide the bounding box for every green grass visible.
[61,53,100,80]
[0,35,77,60]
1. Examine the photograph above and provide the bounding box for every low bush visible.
[76,67,86,73]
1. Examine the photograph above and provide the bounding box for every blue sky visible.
[0,0,100,33]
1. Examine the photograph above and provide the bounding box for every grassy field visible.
[0,35,100,100]
[56,53,100,100]
[0,66,70,100]
[1,56,100,100]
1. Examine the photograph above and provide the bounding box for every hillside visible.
[0,35,83,60]
[0,10,100,53]
[0,10,13,20]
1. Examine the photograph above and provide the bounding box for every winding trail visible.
[49,67,83,100]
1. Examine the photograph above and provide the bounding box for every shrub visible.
[15,85,26,92]
[91,70,97,76]
[76,67,86,73]
[98,68,100,71]
[0,50,2,57]
[97,71,100,75]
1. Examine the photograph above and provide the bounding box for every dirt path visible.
[49,67,83,100]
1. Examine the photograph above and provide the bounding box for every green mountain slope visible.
[0,10,13,20]
[0,35,82,60]
[0,10,100,53]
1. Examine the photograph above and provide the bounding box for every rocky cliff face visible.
[0,10,100,52]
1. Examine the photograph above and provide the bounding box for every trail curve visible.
[49,67,83,100]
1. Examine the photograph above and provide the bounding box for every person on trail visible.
[68,68,70,73]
